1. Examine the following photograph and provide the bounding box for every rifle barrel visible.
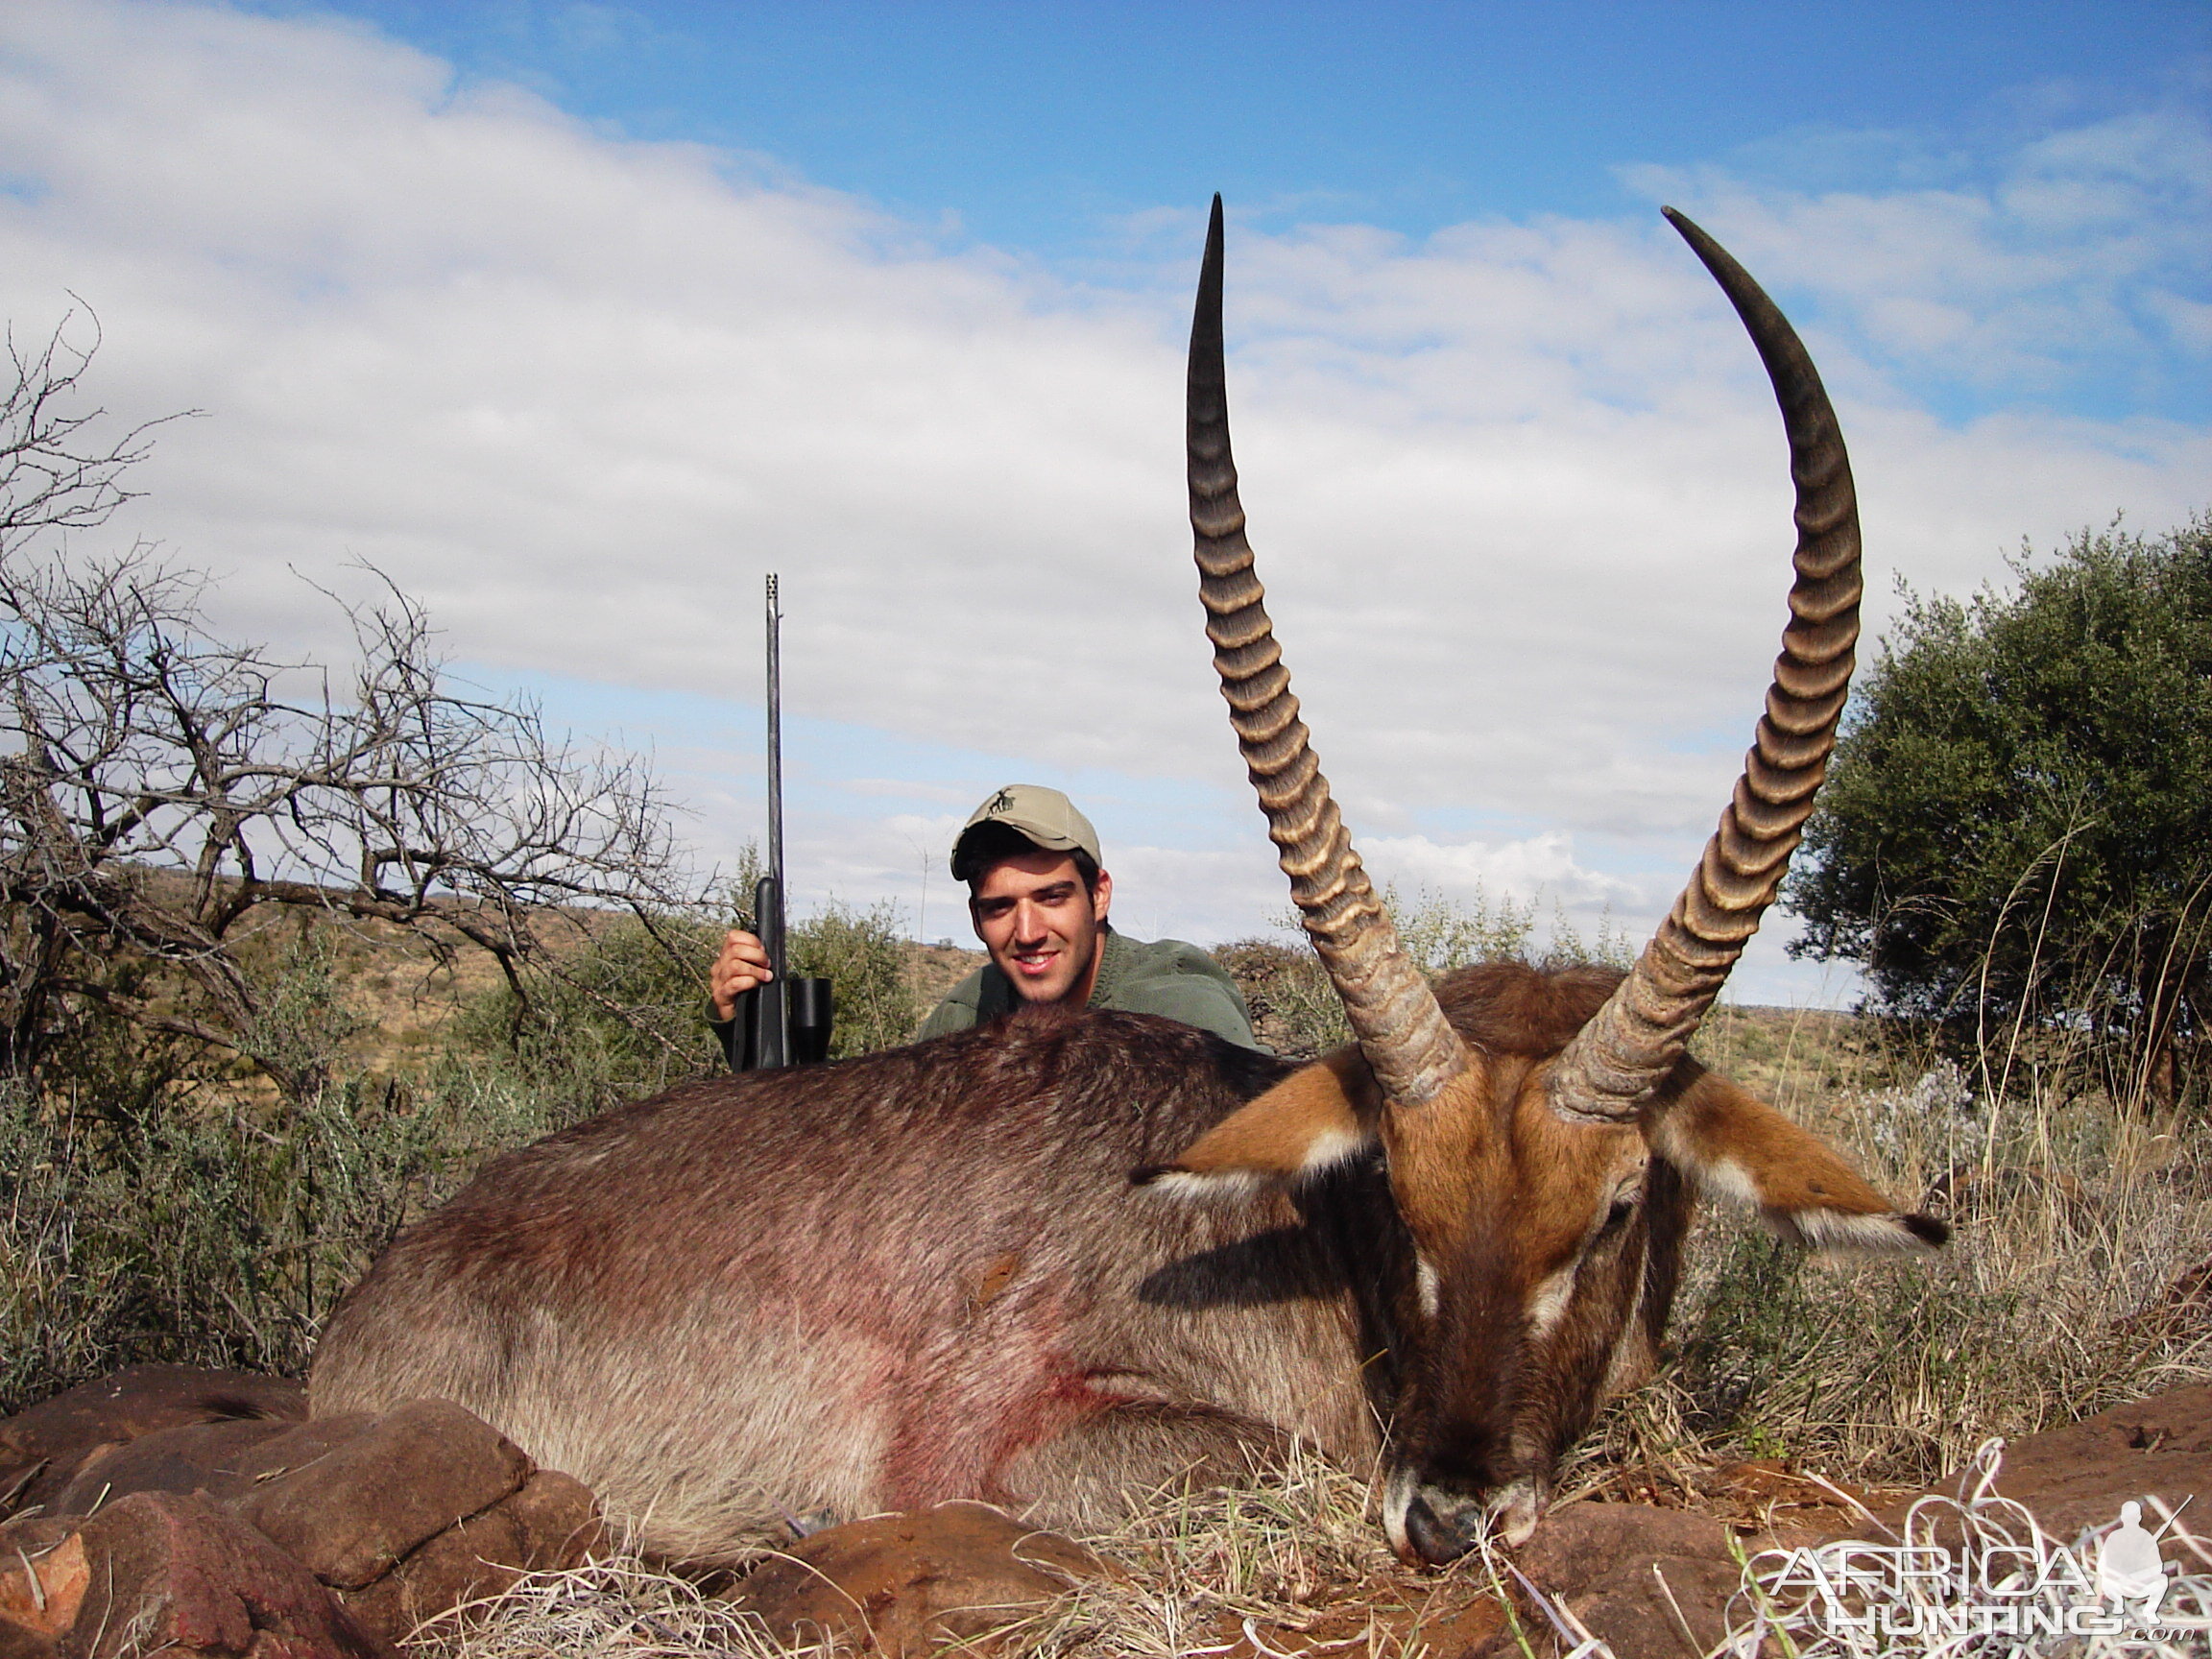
[765,572,784,972]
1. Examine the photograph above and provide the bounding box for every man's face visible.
[968,848,1113,1005]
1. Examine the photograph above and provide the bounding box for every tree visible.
[1787,515,2212,1104]
[0,319,696,1104]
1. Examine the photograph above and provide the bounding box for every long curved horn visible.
[1188,196,1467,1107]
[1549,207,1862,1122]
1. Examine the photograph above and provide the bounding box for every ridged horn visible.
[1549,207,1862,1122]
[1189,196,1468,1108]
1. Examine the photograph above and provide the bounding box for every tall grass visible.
[0,890,919,1415]
[0,1062,584,1413]
[1562,1002,2212,1503]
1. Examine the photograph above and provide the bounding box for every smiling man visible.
[709,784,1260,1054]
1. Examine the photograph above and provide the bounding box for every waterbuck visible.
[310,200,1945,1569]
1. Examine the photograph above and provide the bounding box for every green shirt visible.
[915,926,1262,1050]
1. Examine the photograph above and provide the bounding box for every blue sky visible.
[261,1,2212,429]
[280,4,2204,247]
[3,1,2207,1002]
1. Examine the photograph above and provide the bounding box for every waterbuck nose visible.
[1403,1490,1485,1566]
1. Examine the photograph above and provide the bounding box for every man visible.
[709,784,1260,1055]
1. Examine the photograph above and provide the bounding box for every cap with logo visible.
[950,784,1103,881]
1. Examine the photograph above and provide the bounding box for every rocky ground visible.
[5,1365,2206,1657]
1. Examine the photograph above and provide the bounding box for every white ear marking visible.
[1695,1155,1762,1210]
[1415,1255,1441,1318]
[1136,1168,1266,1203]
[1527,1264,1576,1334]
[1298,1125,1370,1179]
[1770,1208,1946,1255]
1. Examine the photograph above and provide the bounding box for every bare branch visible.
[0,308,182,551]
[1,341,700,1097]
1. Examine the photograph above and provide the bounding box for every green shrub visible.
[448,911,728,1109]
[0,1063,589,1413]
[789,899,917,1058]
[451,890,916,1102]
[1217,883,1632,1058]
[1210,938,1348,1060]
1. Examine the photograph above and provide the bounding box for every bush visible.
[789,899,917,1059]
[1790,515,2212,1105]
[1216,883,1631,1059]
[453,888,917,1094]
[449,911,727,1108]
[0,1059,589,1413]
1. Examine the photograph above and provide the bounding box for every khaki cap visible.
[950,784,1103,879]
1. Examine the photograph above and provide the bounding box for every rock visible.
[1477,1501,1753,1658]
[2,1375,602,1656]
[733,1501,1104,1656]
[31,1491,386,1659]
[48,1419,328,1518]
[0,1522,86,1659]
[29,1399,557,1600]
[1,1368,303,1522]
[333,1471,600,1649]
[1473,1385,2212,1655]
[1921,1383,2212,1537]
[234,1402,532,1591]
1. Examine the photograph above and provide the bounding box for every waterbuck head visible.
[1146,199,1947,1567]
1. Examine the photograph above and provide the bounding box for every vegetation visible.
[0,889,918,1414]
[1219,882,1631,1058]
[1576,1005,2212,1500]
[457,885,917,1104]
[1789,516,2212,1106]
[3,324,2205,1649]
[0,324,692,1109]
[0,1059,569,1413]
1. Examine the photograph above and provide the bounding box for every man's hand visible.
[710,928,775,1022]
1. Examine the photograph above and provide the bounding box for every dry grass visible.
[1560,1000,2212,1507]
[1018,1445,1503,1657]
[412,1553,807,1659]
[413,1449,1515,1659]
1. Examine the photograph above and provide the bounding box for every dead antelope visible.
[309,200,1944,1569]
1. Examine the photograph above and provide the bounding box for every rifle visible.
[731,574,833,1070]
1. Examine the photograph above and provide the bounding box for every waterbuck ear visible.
[1132,1046,1380,1199]
[1651,1070,1950,1254]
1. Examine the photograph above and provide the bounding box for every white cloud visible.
[1623,103,2212,401]
[1362,831,1644,912]
[1,0,2204,1008]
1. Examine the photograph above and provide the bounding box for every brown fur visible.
[311,964,1937,1570]
[1147,962,1942,1563]
[312,1006,1395,1566]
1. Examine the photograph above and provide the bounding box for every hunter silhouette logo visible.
[2099,1501,2167,1623]
[988,788,1016,815]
